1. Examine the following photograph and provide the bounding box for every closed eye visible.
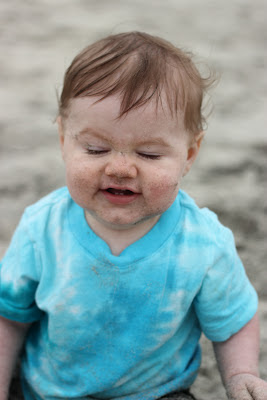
[86,149,109,155]
[138,153,161,160]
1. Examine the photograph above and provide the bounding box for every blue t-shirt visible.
[0,188,258,400]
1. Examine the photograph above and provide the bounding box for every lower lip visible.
[100,190,140,205]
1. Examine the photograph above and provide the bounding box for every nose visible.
[104,152,138,179]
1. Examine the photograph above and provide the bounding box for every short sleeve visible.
[194,227,258,342]
[0,212,43,322]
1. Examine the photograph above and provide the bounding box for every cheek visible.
[65,160,98,193]
[146,171,180,201]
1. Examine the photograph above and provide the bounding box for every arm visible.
[213,312,267,400]
[0,316,30,400]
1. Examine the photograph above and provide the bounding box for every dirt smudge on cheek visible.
[144,179,180,217]
[147,178,180,199]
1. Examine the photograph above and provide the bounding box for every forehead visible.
[64,95,185,136]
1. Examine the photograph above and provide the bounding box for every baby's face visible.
[58,95,202,233]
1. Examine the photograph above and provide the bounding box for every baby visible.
[0,31,266,400]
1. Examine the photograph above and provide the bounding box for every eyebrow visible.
[137,137,170,147]
[74,128,106,140]
[75,127,171,147]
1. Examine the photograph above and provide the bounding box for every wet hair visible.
[58,31,215,135]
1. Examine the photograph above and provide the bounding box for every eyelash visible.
[138,153,161,160]
[85,149,161,160]
[85,149,108,155]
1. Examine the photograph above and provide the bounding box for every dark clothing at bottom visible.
[159,389,197,399]
[9,377,197,400]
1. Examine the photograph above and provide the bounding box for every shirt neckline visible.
[68,193,182,267]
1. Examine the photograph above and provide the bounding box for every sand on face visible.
[1,1,266,399]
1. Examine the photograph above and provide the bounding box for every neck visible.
[84,212,160,256]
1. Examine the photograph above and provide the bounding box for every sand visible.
[0,0,266,399]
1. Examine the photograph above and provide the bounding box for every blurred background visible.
[0,1,266,398]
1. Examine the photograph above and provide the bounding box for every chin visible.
[103,211,162,230]
[104,216,142,229]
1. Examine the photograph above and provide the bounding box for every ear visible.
[183,131,205,177]
[56,116,65,160]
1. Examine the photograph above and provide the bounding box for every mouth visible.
[106,188,135,196]
[100,187,140,205]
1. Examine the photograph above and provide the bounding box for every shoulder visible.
[178,189,234,248]
[24,187,70,218]
[21,187,72,238]
[179,189,220,226]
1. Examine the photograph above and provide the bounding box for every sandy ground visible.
[0,1,266,399]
